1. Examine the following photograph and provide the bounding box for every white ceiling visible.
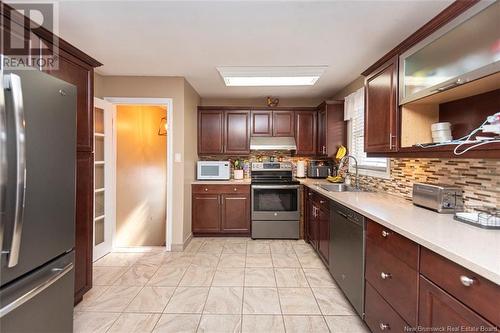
[58,1,452,99]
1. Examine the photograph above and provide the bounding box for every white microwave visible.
[197,161,231,180]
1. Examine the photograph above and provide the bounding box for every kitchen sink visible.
[319,183,358,192]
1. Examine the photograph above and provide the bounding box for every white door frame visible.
[93,98,116,260]
[104,97,174,251]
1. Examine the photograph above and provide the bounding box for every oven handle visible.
[251,185,300,189]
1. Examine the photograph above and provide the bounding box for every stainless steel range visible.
[251,162,300,239]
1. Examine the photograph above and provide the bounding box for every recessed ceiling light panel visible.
[217,66,327,86]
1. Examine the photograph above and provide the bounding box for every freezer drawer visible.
[0,251,74,333]
[252,220,299,239]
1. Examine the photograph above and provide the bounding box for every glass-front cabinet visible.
[399,1,500,104]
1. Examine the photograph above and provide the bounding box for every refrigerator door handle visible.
[0,68,6,252]
[0,262,73,318]
[3,74,26,268]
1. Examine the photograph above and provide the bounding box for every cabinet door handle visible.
[380,272,392,280]
[319,200,325,204]
[233,187,237,192]
[381,230,390,238]
[204,188,208,192]
[379,323,390,331]
[460,275,475,287]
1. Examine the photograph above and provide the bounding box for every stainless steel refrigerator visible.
[0,62,77,332]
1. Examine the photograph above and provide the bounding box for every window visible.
[344,88,390,178]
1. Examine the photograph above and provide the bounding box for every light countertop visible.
[192,179,251,185]
[299,178,500,285]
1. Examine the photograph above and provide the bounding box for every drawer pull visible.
[320,200,325,204]
[379,323,390,331]
[204,188,208,192]
[380,272,392,280]
[460,275,475,287]
[233,188,237,191]
[381,230,390,238]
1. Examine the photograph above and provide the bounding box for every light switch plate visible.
[174,153,182,162]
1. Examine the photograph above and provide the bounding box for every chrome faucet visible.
[339,155,359,189]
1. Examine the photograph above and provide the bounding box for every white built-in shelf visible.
[94,132,105,137]
[94,214,105,221]
[94,188,105,193]
[95,161,105,165]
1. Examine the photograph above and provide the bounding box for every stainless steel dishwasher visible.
[329,201,365,318]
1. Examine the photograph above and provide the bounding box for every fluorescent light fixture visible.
[217,66,327,86]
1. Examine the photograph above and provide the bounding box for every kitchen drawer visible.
[419,276,496,330]
[192,184,250,194]
[309,190,330,211]
[420,247,500,326]
[366,220,418,270]
[365,282,409,333]
[365,237,418,326]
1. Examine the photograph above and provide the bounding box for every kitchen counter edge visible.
[300,178,500,285]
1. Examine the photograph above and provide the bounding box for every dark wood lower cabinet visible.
[304,188,329,264]
[221,194,250,233]
[317,205,329,264]
[74,151,94,303]
[365,237,418,326]
[192,194,221,233]
[365,282,410,333]
[364,220,500,332]
[419,276,495,330]
[192,185,250,235]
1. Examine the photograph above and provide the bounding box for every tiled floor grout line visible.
[151,244,205,332]
[77,239,364,333]
[295,244,333,333]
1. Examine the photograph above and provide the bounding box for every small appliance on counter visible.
[412,183,463,213]
[197,161,231,180]
[308,160,334,178]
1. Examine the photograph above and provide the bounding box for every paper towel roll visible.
[296,161,306,178]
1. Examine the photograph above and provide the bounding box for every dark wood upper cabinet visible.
[272,111,294,137]
[221,193,250,233]
[295,111,317,156]
[317,107,327,156]
[365,56,398,153]
[251,111,273,136]
[316,102,346,157]
[419,276,495,331]
[198,110,224,154]
[225,111,250,154]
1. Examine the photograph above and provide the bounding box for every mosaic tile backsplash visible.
[354,159,500,208]
[200,153,500,208]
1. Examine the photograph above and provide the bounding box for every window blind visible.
[351,106,388,171]
[345,88,388,172]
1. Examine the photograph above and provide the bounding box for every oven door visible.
[251,185,300,221]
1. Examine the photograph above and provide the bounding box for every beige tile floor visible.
[74,237,370,333]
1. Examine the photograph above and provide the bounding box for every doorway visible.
[92,97,173,262]
[115,104,167,247]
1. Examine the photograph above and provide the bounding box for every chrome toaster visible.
[412,183,463,213]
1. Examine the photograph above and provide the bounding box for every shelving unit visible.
[399,72,500,153]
